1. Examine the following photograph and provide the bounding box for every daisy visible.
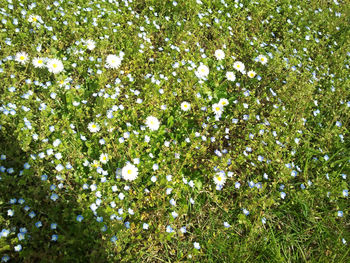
[212,103,223,115]
[214,172,227,186]
[181,101,191,111]
[145,116,160,131]
[106,54,122,69]
[86,39,96,51]
[32,57,45,68]
[219,98,229,107]
[15,52,29,64]
[28,15,42,24]
[233,61,245,73]
[195,64,209,79]
[214,49,225,60]
[88,122,100,133]
[226,71,236,81]
[99,153,109,164]
[257,55,268,65]
[247,70,256,78]
[47,58,64,74]
[122,163,138,181]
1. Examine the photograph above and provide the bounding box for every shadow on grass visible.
[0,129,109,262]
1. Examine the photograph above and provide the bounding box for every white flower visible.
[193,242,201,250]
[47,58,64,74]
[195,64,209,79]
[28,15,42,24]
[86,39,96,50]
[214,172,227,186]
[214,49,225,60]
[145,116,160,131]
[233,61,245,73]
[15,52,29,64]
[247,70,256,78]
[257,54,268,65]
[212,103,223,115]
[32,57,45,68]
[181,101,191,111]
[218,98,229,107]
[122,163,138,181]
[106,54,122,69]
[88,122,100,133]
[226,71,236,81]
[99,153,109,164]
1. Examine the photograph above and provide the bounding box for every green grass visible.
[0,0,349,262]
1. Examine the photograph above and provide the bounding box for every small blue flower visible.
[223,222,231,228]
[124,221,130,229]
[111,236,118,243]
[243,209,250,216]
[51,223,57,230]
[76,215,84,222]
[50,193,59,201]
[1,255,10,262]
[35,221,42,228]
[51,235,58,241]
[17,232,25,241]
[337,211,343,217]
[29,211,36,218]
[14,244,22,252]
[101,225,107,232]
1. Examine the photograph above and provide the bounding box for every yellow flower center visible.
[217,176,222,181]
[216,107,220,111]
[53,64,57,68]
[127,169,132,174]
[38,60,43,64]
[20,56,25,60]
[92,124,96,128]
[33,17,37,22]
[237,64,240,68]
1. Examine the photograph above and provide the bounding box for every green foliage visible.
[0,0,349,262]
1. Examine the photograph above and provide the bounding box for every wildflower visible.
[233,61,245,73]
[76,215,84,222]
[181,101,191,111]
[32,57,45,68]
[14,245,22,252]
[257,55,268,65]
[247,70,256,78]
[15,52,29,64]
[213,172,227,186]
[223,222,231,228]
[193,242,201,250]
[28,15,42,23]
[243,209,250,216]
[86,39,96,50]
[212,103,223,115]
[195,64,209,79]
[145,116,160,131]
[214,49,225,60]
[121,163,138,181]
[51,235,58,241]
[88,122,100,133]
[47,58,64,74]
[99,153,109,164]
[226,71,236,81]
[106,54,122,69]
[218,98,229,107]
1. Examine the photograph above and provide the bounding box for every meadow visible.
[0,0,349,262]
